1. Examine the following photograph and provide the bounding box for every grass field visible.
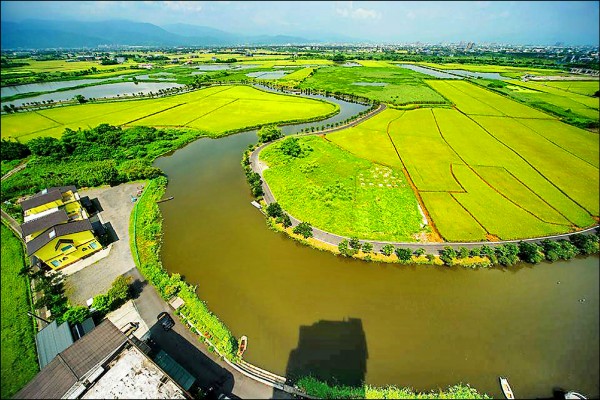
[290,91,598,241]
[1,224,38,399]
[299,66,448,104]
[1,85,338,140]
[260,135,425,241]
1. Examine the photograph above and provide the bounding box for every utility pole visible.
[27,311,50,325]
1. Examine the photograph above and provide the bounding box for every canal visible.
[154,90,599,399]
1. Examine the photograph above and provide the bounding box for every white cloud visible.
[161,1,203,13]
[335,1,381,20]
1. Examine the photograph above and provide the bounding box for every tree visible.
[569,233,599,255]
[3,104,12,113]
[348,236,361,250]
[381,244,395,256]
[61,306,91,324]
[293,221,313,238]
[279,213,292,228]
[439,246,457,266]
[362,242,373,253]
[257,125,283,143]
[414,248,426,257]
[0,139,30,161]
[495,243,519,266]
[458,247,469,259]
[280,137,303,157]
[518,241,544,264]
[27,136,65,158]
[266,202,283,218]
[395,247,412,262]
[332,53,346,63]
[338,239,350,256]
[74,94,87,104]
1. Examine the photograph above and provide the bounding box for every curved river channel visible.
[154,87,599,399]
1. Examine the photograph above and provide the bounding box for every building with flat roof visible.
[15,320,192,399]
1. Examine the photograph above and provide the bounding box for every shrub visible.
[91,294,112,313]
[458,247,469,259]
[414,248,426,257]
[338,239,357,257]
[479,245,497,264]
[362,242,373,254]
[381,244,395,256]
[395,247,412,262]
[293,221,313,238]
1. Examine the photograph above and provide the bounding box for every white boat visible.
[565,391,587,400]
[237,335,248,357]
[499,377,515,399]
[250,201,262,209]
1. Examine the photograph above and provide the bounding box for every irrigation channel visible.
[153,86,599,399]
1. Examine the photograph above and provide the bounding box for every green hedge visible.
[296,376,491,399]
[129,177,238,360]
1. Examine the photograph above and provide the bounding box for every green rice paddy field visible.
[299,66,448,105]
[0,85,337,141]
[262,80,599,242]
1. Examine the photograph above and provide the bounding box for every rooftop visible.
[80,346,186,399]
[25,219,93,256]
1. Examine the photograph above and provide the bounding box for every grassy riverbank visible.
[296,376,491,399]
[129,177,239,360]
[0,224,38,399]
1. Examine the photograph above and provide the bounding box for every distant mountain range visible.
[0,19,364,49]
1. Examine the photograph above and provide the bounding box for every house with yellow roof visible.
[20,186,103,270]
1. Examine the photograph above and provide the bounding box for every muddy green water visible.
[155,128,599,399]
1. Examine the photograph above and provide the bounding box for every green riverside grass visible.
[0,224,39,398]
[296,376,492,399]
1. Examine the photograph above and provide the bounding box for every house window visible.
[61,244,74,252]
[49,229,56,239]
[89,242,98,249]
[51,260,60,267]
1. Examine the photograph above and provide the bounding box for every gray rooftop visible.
[35,320,74,369]
[21,209,69,238]
[25,219,93,256]
[20,186,77,211]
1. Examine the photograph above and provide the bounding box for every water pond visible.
[246,71,289,80]
[397,64,462,79]
[1,81,184,108]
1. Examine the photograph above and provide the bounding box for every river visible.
[154,89,599,399]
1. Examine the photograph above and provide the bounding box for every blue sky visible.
[1,1,598,45]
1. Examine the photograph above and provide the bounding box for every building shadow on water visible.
[279,317,368,397]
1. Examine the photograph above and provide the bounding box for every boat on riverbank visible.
[238,335,248,357]
[565,391,587,399]
[499,377,515,399]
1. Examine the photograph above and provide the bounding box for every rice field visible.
[539,80,599,97]
[279,81,598,242]
[0,85,337,140]
[500,80,600,120]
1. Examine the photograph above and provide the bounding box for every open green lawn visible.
[299,66,448,105]
[1,224,38,399]
[294,96,597,241]
[260,135,424,241]
[1,85,338,140]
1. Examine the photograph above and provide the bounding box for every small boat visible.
[499,377,515,399]
[250,200,262,209]
[237,335,248,357]
[565,391,587,400]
